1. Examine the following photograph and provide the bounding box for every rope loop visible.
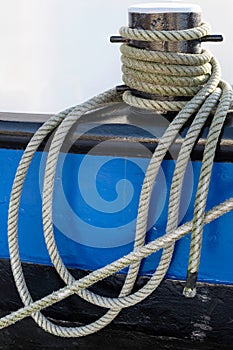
[119,22,211,42]
[120,26,215,104]
[2,20,233,338]
[120,44,212,65]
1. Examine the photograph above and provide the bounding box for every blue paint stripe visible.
[0,148,233,284]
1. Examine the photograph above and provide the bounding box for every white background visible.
[0,0,232,113]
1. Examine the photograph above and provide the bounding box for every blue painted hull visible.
[1,148,233,284]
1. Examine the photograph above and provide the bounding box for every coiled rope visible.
[3,21,233,337]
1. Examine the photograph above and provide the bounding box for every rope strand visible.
[3,21,233,337]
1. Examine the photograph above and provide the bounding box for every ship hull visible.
[0,107,233,348]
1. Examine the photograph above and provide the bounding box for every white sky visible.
[0,0,232,113]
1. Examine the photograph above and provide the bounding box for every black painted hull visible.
[0,259,233,349]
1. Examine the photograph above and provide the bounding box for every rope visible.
[2,197,233,331]
[3,21,233,337]
[119,22,211,42]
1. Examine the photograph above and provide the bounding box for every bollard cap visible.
[128,2,201,14]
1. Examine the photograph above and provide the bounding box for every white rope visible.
[2,198,233,330]
[3,21,233,337]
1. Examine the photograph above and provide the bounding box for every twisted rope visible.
[119,22,211,42]
[2,198,233,331]
[3,21,233,337]
[121,35,214,108]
